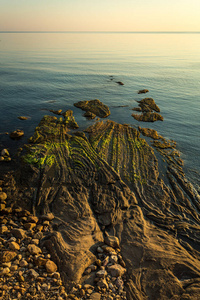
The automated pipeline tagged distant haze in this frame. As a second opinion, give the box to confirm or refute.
[0,0,200,32]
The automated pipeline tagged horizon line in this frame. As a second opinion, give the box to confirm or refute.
[0,30,200,34]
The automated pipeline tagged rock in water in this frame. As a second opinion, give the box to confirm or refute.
[132,111,163,122]
[138,98,160,112]
[74,99,110,118]
[9,129,24,139]
[138,89,149,94]
[18,116,28,120]
[139,127,160,139]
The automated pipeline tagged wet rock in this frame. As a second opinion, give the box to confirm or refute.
[138,89,149,94]
[50,109,62,115]
[74,99,110,118]
[139,127,160,139]
[132,107,142,112]
[84,111,96,119]
[18,116,28,120]
[9,129,24,139]
[138,98,160,112]
[132,112,163,122]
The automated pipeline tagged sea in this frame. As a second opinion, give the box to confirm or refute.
[0,32,199,189]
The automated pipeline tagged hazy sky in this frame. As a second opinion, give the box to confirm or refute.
[0,0,200,31]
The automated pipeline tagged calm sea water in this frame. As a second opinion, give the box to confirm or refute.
[0,32,200,188]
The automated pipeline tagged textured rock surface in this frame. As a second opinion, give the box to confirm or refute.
[74,99,110,118]
[1,113,200,299]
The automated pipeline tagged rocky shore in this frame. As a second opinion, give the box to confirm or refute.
[1,97,200,299]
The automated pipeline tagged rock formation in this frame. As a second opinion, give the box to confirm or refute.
[74,99,110,118]
[1,105,200,299]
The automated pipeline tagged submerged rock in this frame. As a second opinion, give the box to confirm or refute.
[116,81,124,85]
[74,99,110,118]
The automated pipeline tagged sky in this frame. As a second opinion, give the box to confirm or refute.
[0,0,200,32]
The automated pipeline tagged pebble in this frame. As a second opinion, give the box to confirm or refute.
[27,244,42,255]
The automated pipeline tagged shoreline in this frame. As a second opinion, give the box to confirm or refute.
[1,98,200,299]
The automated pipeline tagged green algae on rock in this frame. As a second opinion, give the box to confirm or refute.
[74,99,110,118]
[139,127,160,139]
[83,111,96,119]
[132,111,164,122]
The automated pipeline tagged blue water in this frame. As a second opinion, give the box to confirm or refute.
[0,32,200,187]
